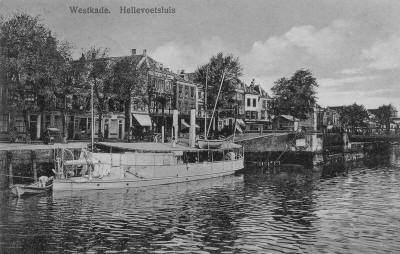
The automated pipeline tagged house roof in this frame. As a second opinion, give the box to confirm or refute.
[245,85,258,94]
[244,83,271,98]
[76,52,178,77]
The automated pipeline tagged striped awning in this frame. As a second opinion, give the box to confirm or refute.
[236,119,245,126]
[132,113,152,126]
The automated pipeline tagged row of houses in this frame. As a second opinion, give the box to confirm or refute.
[275,105,400,134]
[0,49,275,142]
[2,48,397,142]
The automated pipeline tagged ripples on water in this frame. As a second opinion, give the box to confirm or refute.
[1,146,400,253]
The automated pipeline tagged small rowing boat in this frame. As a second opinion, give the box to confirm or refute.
[197,139,224,149]
[10,181,53,198]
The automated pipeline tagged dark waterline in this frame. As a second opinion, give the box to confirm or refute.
[1,146,400,253]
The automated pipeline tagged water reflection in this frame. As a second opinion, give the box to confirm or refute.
[390,144,400,167]
[1,145,400,253]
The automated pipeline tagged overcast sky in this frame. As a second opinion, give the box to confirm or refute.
[1,0,399,110]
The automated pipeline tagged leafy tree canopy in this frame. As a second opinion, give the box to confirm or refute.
[80,47,113,109]
[270,69,318,120]
[112,57,148,102]
[375,104,396,131]
[337,103,369,128]
[0,14,72,111]
[194,52,242,110]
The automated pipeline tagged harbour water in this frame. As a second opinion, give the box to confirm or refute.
[1,145,400,253]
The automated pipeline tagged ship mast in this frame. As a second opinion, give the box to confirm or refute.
[207,70,226,138]
[91,82,94,151]
[204,66,209,140]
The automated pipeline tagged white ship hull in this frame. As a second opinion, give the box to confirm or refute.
[53,159,244,191]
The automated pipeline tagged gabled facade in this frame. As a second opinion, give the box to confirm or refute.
[244,84,259,120]
[243,82,271,132]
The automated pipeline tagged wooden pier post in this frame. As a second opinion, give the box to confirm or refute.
[7,151,13,187]
[32,150,37,182]
[0,152,7,190]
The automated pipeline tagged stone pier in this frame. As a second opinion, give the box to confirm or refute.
[0,142,87,189]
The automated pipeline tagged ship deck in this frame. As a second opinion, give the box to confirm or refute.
[98,142,241,153]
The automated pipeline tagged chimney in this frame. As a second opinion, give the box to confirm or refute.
[131,49,136,55]
[143,49,147,56]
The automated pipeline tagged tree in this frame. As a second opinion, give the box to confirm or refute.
[0,14,72,140]
[375,104,396,133]
[51,53,75,140]
[337,103,368,133]
[112,57,147,141]
[270,69,318,120]
[194,53,242,111]
[81,47,113,140]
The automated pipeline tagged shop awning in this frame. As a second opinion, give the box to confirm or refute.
[235,123,243,134]
[181,119,200,129]
[236,119,245,127]
[132,113,152,126]
[181,119,190,128]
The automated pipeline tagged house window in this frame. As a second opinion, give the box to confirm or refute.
[54,115,62,129]
[79,118,87,132]
[261,111,266,119]
[110,119,118,134]
[262,100,267,109]
[253,99,256,107]
[24,91,35,102]
[168,81,172,92]
[166,99,171,111]
[8,90,21,103]
[45,115,51,128]
[88,117,92,132]
[56,96,64,109]
[178,85,183,98]
[184,101,189,113]
[0,114,9,132]
[247,98,250,107]
[15,116,25,133]
[66,95,72,109]
[190,87,195,98]
[245,111,251,119]
[184,86,189,98]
